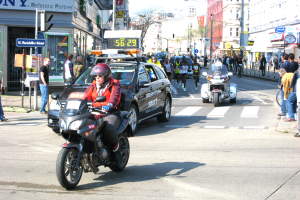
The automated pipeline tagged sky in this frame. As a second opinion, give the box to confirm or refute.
[128,0,206,17]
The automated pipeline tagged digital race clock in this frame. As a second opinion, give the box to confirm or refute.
[107,38,140,49]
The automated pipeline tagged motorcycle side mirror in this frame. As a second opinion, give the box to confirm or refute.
[202,72,208,77]
[228,72,233,76]
[96,96,106,102]
[51,93,60,100]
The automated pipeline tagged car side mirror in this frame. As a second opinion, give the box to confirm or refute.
[228,72,233,76]
[51,93,60,100]
[96,96,106,102]
[202,72,208,77]
[139,81,150,88]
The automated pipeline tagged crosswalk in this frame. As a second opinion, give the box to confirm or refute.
[167,105,275,129]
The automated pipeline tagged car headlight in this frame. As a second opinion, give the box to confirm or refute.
[69,120,83,130]
[50,100,60,110]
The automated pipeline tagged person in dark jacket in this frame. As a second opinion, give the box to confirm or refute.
[288,53,299,73]
[259,55,267,76]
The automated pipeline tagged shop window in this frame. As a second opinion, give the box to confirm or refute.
[47,35,69,77]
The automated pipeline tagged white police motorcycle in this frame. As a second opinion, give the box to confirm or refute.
[201,61,237,107]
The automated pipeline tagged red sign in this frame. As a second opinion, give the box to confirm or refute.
[197,16,205,27]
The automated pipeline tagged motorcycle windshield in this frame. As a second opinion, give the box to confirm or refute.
[208,65,228,76]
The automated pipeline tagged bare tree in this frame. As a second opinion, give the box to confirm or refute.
[130,10,158,48]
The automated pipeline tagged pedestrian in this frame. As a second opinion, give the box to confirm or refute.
[278,68,294,117]
[0,79,7,122]
[280,53,291,72]
[39,58,50,114]
[288,53,299,73]
[74,55,84,78]
[259,54,267,76]
[64,54,74,83]
[285,67,299,122]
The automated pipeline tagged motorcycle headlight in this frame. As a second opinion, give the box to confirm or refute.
[50,100,60,110]
[69,120,83,130]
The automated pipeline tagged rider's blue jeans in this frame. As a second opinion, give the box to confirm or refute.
[280,89,287,114]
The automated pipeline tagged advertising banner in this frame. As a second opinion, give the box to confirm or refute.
[0,0,74,12]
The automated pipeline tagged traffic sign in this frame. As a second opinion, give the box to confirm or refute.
[194,49,199,54]
[275,26,285,33]
[16,38,46,47]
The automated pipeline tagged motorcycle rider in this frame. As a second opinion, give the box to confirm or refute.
[84,63,121,152]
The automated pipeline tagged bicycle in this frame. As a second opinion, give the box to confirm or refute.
[275,87,282,107]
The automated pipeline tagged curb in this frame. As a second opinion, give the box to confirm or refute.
[3,106,32,113]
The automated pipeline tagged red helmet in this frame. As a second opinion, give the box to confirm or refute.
[90,63,111,80]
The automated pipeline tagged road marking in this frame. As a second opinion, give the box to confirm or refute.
[202,125,226,129]
[207,107,229,118]
[173,97,202,100]
[240,106,259,118]
[164,125,188,128]
[175,106,202,116]
[242,126,267,129]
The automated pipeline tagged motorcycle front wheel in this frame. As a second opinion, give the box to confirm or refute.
[213,93,220,107]
[56,148,83,190]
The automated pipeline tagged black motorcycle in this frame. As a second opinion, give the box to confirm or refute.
[51,93,130,190]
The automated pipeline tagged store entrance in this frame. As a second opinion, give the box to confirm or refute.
[7,27,34,91]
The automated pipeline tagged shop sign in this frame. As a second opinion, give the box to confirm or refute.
[284,34,297,44]
[0,0,74,13]
[275,26,285,33]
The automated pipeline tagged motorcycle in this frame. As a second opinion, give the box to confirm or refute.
[201,63,237,106]
[52,93,130,190]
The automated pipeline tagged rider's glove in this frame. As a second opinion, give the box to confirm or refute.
[102,103,113,112]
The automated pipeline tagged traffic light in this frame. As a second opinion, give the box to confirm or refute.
[40,12,54,32]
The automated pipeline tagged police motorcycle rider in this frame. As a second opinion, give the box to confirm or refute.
[83,63,121,152]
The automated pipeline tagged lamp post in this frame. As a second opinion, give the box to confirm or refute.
[210,14,213,66]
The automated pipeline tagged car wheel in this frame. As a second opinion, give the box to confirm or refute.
[157,97,171,122]
[202,98,209,103]
[230,98,236,104]
[128,104,138,136]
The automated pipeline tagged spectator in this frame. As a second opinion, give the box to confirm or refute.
[259,54,267,76]
[279,68,294,117]
[39,58,50,114]
[0,79,7,122]
[288,53,299,73]
[280,53,292,72]
[64,54,74,83]
[286,68,299,122]
[74,55,84,78]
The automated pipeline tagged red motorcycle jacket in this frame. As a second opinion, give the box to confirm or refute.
[84,78,121,110]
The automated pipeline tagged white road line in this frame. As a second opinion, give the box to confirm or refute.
[202,126,226,129]
[173,97,202,100]
[175,106,202,116]
[240,106,259,118]
[207,107,229,118]
[164,125,188,128]
[242,126,267,129]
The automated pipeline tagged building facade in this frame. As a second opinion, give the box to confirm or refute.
[0,0,113,90]
[249,0,300,60]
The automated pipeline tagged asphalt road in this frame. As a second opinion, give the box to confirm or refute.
[0,75,299,200]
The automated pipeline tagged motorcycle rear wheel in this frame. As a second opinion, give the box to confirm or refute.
[109,135,130,172]
[56,148,83,190]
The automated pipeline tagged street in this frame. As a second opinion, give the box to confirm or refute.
[0,76,299,200]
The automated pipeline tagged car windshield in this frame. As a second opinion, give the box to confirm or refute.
[74,63,136,85]
[209,64,228,75]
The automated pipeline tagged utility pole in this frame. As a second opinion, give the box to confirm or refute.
[210,14,213,66]
[240,0,245,57]
[112,0,116,30]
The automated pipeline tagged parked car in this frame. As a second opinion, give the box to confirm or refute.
[48,57,172,136]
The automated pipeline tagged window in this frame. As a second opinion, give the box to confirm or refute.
[230,28,233,36]
[236,9,240,19]
[155,66,167,79]
[236,28,239,37]
[138,65,150,83]
[145,65,158,82]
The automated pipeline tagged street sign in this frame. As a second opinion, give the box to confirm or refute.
[16,38,46,47]
[275,26,285,33]
[194,49,199,54]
